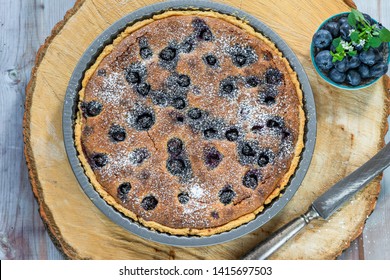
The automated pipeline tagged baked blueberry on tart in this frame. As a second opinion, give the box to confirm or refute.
[75,10,305,236]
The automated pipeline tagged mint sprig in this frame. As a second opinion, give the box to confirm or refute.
[330,9,390,62]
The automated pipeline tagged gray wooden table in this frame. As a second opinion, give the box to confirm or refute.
[0,0,389,260]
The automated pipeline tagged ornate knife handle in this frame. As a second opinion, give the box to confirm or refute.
[241,207,319,260]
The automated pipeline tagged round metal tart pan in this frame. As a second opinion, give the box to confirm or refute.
[63,0,316,247]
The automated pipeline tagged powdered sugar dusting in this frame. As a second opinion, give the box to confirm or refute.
[95,72,128,106]
[80,13,302,232]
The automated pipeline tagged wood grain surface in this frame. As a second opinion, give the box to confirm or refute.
[1,0,389,259]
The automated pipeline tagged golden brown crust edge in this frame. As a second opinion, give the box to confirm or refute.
[74,10,306,236]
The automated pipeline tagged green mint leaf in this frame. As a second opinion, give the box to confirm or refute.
[348,50,357,56]
[368,36,382,48]
[351,8,367,25]
[330,51,338,63]
[348,12,356,27]
[379,28,390,42]
[336,43,344,52]
[330,50,344,62]
[350,31,359,42]
[332,37,341,47]
[335,55,344,62]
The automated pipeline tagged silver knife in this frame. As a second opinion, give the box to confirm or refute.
[242,142,390,260]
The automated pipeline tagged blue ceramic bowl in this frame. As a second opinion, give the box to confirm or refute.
[310,12,389,90]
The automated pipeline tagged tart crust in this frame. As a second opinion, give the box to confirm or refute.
[75,10,305,236]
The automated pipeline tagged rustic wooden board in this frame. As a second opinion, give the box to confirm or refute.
[23,0,389,259]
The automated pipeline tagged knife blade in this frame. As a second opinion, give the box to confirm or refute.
[242,142,390,260]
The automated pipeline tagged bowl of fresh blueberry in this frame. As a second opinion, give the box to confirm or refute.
[311,9,390,89]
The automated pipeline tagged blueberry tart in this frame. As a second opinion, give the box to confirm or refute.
[75,11,305,236]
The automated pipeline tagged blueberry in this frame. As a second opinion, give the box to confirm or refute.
[334,58,348,72]
[177,74,191,87]
[117,182,131,201]
[141,195,158,211]
[229,45,258,67]
[246,76,260,87]
[238,141,259,165]
[85,101,103,117]
[346,70,362,86]
[266,118,283,129]
[109,124,126,142]
[373,48,382,63]
[219,77,237,98]
[355,44,364,52]
[358,64,371,78]
[211,211,219,219]
[203,127,218,139]
[323,21,340,38]
[204,54,218,66]
[193,18,213,41]
[370,62,389,78]
[330,43,337,53]
[199,28,213,41]
[265,68,284,85]
[125,63,146,85]
[129,148,150,165]
[181,37,194,53]
[251,125,264,134]
[242,143,256,157]
[312,29,333,49]
[126,71,141,84]
[97,69,106,76]
[136,82,151,96]
[167,158,186,175]
[315,50,333,71]
[359,48,377,66]
[222,83,234,93]
[259,87,278,106]
[140,47,153,59]
[169,109,184,123]
[187,108,202,120]
[172,97,186,110]
[347,56,361,69]
[258,154,269,167]
[340,22,353,41]
[167,138,183,156]
[225,128,239,141]
[258,149,275,167]
[233,53,247,67]
[338,17,348,26]
[159,47,176,61]
[178,192,190,204]
[281,129,292,141]
[176,115,185,123]
[218,185,235,205]
[329,68,346,83]
[92,153,108,168]
[135,112,155,130]
[198,26,213,41]
[204,147,223,169]
[259,93,276,105]
[242,170,260,189]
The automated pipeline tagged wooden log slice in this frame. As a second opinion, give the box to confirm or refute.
[23,0,389,259]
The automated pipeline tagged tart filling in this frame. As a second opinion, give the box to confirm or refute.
[75,10,305,236]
